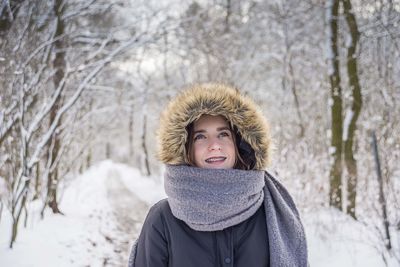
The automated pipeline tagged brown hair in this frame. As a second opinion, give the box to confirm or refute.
[184,117,251,170]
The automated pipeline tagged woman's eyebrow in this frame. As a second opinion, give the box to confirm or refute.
[217,126,230,131]
[194,126,230,134]
[193,129,206,134]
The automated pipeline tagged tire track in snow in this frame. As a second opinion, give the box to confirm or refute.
[105,168,149,266]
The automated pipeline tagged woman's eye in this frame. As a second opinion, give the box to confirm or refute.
[219,131,230,138]
[194,134,205,141]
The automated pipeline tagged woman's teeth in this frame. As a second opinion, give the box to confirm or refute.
[205,157,226,163]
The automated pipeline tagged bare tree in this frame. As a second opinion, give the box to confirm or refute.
[46,0,66,214]
[327,0,343,210]
[342,0,362,219]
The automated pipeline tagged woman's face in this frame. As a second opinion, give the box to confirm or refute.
[192,115,236,169]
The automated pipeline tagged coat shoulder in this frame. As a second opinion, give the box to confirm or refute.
[145,198,172,224]
[148,198,169,216]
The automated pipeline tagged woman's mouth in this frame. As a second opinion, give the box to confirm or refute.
[205,157,227,164]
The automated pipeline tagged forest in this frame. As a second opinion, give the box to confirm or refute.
[0,0,399,265]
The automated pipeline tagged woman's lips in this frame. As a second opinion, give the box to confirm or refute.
[205,157,227,163]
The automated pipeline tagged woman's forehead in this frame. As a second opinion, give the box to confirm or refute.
[193,115,229,130]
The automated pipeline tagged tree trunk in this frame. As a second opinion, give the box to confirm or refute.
[32,162,40,200]
[0,201,3,224]
[225,0,231,32]
[142,114,150,176]
[47,0,65,214]
[23,203,28,227]
[106,142,111,158]
[10,191,28,248]
[86,98,93,169]
[10,154,30,248]
[327,0,343,210]
[282,19,305,137]
[342,0,362,219]
[10,85,30,248]
[371,132,392,250]
[287,54,305,137]
[129,106,134,159]
[86,147,92,169]
[48,167,63,214]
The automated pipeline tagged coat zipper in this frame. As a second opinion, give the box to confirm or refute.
[213,232,220,266]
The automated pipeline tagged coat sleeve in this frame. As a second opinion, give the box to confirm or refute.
[129,201,169,267]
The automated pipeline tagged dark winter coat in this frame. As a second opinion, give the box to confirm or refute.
[133,198,270,267]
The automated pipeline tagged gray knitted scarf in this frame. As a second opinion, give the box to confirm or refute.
[129,165,308,267]
[165,164,265,231]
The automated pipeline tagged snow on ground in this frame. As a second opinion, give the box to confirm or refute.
[1,160,118,266]
[108,162,166,205]
[0,160,397,266]
[305,208,390,267]
[0,160,162,267]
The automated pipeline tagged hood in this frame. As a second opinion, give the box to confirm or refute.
[157,83,271,170]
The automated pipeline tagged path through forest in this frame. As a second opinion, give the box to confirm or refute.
[105,168,149,266]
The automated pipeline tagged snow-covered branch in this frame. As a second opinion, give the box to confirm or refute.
[28,35,139,169]
[25,75,67,142]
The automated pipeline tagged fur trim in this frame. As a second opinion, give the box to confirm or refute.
[157,83,271,170]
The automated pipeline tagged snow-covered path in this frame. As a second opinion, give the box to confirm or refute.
[105,168,149,266]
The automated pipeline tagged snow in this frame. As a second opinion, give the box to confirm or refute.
[305,208,387,267]
[345,33,353,48]
[0,160,395,266]
[109,161,166,205]
[343,108,354,141]
[1,161,116,266]
[0,160,163,267]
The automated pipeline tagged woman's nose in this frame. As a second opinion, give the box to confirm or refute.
[208,139,222,151]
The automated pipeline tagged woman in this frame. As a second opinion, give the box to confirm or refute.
[129,83,308,267]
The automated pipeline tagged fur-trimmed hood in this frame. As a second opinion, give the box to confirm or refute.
[157,83,271,170]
